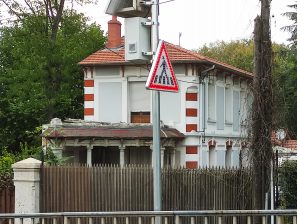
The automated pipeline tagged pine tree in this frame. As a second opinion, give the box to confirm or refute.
[283,3,297,45]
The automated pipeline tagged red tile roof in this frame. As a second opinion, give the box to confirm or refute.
[80,47,125,65]
[79,40,253,78]
[284,140,297,149]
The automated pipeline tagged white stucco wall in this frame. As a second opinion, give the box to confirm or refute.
[90,65,250,168]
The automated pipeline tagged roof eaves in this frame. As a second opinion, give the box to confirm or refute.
[79,61,130,66]
[202,60,254,78]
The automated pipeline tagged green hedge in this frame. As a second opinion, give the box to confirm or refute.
[279,160,297,208]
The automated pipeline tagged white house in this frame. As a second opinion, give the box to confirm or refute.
[42,16,253,168]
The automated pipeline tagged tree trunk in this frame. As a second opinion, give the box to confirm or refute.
[251,0,273,211]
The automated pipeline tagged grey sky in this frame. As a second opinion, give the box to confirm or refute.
[81,0,294,49]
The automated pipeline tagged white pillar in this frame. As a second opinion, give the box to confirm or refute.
[12,158,42,221]
[161,148,165,168]
[119,146,125,167]
[87,145,93,166]
[150,145,154,167]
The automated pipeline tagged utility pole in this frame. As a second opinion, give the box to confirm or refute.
[251,0,273,213]
[151,0,162,222]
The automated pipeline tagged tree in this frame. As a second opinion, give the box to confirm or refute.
[0,11,106,152]
[278,2,297,137]
[282,3,297,45]
[279,160,297,208]
[251,0,273,209]
[0,0,94,40]
[275,51,297,137]
[198,39,255,72]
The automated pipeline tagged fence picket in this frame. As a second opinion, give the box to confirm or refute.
[41,165,253,212]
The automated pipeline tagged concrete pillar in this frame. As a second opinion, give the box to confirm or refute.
[161,148,165,168]
[150,145,154,167]
[119,146,125,167]
[87,145,93,166]
[151,145,165,168]
[12,158,42,219]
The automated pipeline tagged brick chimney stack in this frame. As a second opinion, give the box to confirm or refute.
[106,16,122,48]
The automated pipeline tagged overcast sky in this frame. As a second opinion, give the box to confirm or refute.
[81,0,294,50]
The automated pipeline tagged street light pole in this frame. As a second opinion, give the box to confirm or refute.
[151,0,161,220]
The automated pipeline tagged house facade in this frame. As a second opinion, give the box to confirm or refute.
[42,16,253,168]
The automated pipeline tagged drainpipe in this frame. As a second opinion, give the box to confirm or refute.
[199,65,215,143]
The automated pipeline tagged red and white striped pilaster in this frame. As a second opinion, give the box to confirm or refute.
[84,68,95,120]
[185,146,199,169]
[185,91,199,132]
[185,89,199,169]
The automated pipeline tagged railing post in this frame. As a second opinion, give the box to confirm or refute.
[247,216,251,224]
[218,217,222,224]
[232,216,237,224]
[262,216,266,224]
[12,158,42,224]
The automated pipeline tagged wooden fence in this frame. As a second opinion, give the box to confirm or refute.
[41,165,253,213]
[0,174,15,214]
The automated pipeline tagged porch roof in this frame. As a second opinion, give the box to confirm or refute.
[42,120,185,140]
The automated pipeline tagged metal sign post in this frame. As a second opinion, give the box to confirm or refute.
[151,0,161,223]
[105,0,162,218]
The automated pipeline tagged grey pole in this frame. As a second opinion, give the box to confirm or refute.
[151,0,161,220]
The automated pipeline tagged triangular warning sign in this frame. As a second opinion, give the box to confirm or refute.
[146,40,179,92]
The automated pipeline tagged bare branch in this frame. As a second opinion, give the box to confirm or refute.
[50,0,65,41]
[43,0,50,35]
[0,0,22,20]
[23,0,36,15]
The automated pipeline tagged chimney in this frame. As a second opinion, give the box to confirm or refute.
[106,16,122,48]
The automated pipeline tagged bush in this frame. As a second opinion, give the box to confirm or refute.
[0,149,16,175]
[279,160,297,208]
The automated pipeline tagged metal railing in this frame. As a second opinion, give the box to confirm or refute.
[1,210,297,224]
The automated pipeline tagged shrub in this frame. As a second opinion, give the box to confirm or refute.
[279,160,297,208]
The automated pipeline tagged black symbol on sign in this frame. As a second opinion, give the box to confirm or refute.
[154,56,173,85]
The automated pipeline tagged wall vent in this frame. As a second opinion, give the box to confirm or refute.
[129,43,137,53]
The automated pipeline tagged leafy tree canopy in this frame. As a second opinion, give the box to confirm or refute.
[0,6,106,152]
[198,39,254,72]
[278,2,297,137]
[279,160,297,208]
